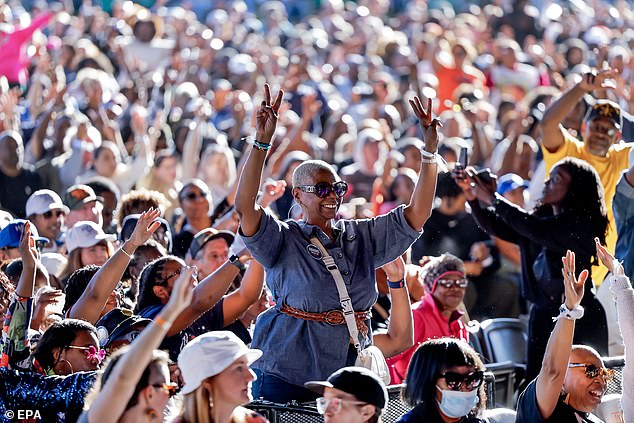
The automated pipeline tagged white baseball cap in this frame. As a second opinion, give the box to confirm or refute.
[66,221,115,253]
[26,190,70,217]
[178,331,262,395]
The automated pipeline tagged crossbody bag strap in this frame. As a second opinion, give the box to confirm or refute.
[310,237,362,352]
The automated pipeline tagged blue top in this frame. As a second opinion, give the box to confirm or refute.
[243,205,421,386]
[614,171,634,277]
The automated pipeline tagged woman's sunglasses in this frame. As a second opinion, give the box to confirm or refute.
[568,363,614,383]
[67,345,106,364]
[296,181,349,198]
[436,279,469,289]
[183,191,208,201]
[439,370,484,391]
[43,210,65,219]
[152,382,179,397]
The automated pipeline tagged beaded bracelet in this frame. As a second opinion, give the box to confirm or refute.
[252,139,271,151]
[387,278,406,289]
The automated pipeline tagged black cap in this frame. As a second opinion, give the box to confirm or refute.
[584,99,621,130]
[95,308,152,348]
[119,214,173,252]
[304,367,388,409]
[187,228,234,259]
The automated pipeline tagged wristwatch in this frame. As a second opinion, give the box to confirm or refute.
[229,254,246,272]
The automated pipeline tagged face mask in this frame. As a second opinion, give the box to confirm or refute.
[436,385,479,418]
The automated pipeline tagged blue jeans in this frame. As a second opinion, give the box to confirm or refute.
[252,370,319,404]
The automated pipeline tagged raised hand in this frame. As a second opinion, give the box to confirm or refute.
[409,96,442,153]
[579,68,617,92]
[381,256,406,282]
[126,208,162,249]
[595,238,624,276]
[18,222,39,269]
[255,83,284,144]
[259,179,287,208]
[466,168,497,205]
[561,250,586,310]
[301,92,322,121]
[163,266,196,318]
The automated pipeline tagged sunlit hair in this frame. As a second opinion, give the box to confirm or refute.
[84,347,169,411]
[534,157,608,263]
[134,255,184,313]
[402,338,486,418]
[291,160,339,188]
[115,189,169,230]
[60,241,113,283]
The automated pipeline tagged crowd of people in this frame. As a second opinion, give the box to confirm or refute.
[0,0,633,422]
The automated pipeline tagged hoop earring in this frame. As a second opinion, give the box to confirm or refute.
[288,201,301,220]
[56,358,74,375]
[145,407,159,421]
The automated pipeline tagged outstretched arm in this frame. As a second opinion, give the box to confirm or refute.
[535,251,585,419]
[235,84,284,236]
[540,68,616,152]
[87,267,194,423]
[68,209,162,324]
[402,97,441,231]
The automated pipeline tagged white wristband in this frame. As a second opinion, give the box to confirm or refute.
[420,148,436,158]
[552,304,584,322]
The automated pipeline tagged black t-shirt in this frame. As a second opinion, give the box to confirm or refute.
[138,298,225,361]
[516,379,604,423]
[396,404,488,423]
[0,166,42,217]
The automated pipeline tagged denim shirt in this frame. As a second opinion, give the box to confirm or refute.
[614,171,634,277]
[243,205,422,386]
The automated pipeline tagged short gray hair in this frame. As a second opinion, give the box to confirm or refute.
[291,160,338,187]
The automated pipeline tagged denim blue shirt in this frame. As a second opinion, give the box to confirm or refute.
[243,205,422,386]
[614,171,634,277]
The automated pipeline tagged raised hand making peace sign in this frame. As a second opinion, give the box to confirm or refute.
[409,96,442,153]
[255,83,284,144]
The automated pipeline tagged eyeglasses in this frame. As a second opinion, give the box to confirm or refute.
[67,345,106,364]
[152,382,179,397]
[42,210,64,219]
[157,268,182,287]
[436,279,469,289]
[568,363,615,383]
[439,370,484,391]
[183,191,208,201]
[316,397,367,415]
[296,181,348,198]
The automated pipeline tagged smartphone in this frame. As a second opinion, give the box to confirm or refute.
[456,147,468,170]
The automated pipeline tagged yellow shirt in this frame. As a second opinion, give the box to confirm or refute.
[542,127,634,284]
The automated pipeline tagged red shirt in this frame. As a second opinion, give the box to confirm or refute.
[386,294,469,384]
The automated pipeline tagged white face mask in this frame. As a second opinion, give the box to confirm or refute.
[436,385,479,418]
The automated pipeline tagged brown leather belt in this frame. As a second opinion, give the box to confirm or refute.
[280,303,372,337]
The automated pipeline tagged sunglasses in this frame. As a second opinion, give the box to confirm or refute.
[568,363,615,383]
[67,345,106,364]
[152,382,179,397]
[183,191,208,201]
[43,210,65,219]
[436,279,469,289]
[439,370,484,391]
[157,268,182,287]
[296,181,348,198]
[316,397,367,415]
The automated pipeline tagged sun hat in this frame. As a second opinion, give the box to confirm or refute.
[178,331,262,395]
[25,190,70,217]
[66,221,116,253]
